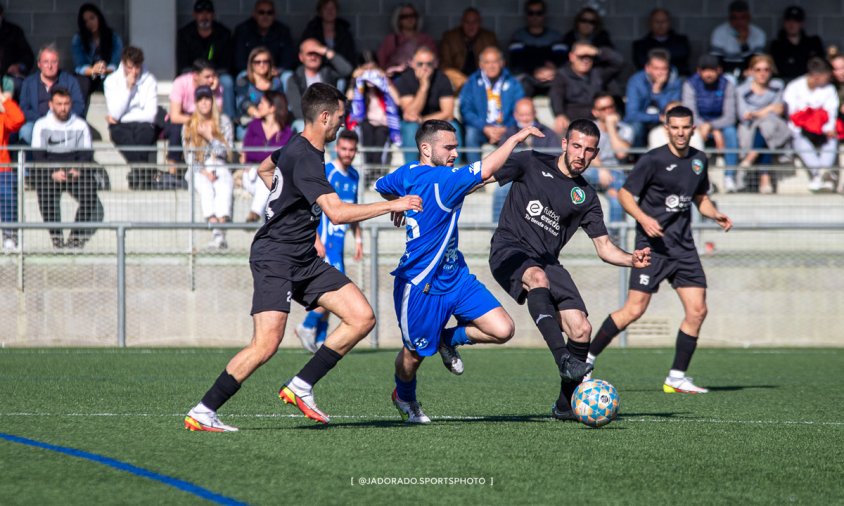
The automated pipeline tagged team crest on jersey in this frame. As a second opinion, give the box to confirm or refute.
[570,187,586,205]
[311,203,322,216]
[692,159,704,175]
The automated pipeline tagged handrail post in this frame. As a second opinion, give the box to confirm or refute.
[16,149,25,291]
[117,224,127,347]
[369,225,379,349]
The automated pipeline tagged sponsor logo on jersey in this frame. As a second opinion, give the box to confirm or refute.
[571,187,586,205]
[526,200,543,217]
[311,203,322,217]
[665,164,677,171]
[541,171,555,178]
[692,159,704,175]
[665,194,680,209]
[639,274,650,286]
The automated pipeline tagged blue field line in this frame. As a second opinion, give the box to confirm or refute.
[0,432,247,505]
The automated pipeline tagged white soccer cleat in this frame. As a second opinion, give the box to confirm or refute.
[184,407,239,432]
[392,389,431,424]
[295,324,318,353]
[663,375,709,394]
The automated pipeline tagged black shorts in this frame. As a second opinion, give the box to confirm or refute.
[489,245,587,314]
[629,252,707,293]
[250,257,351,314]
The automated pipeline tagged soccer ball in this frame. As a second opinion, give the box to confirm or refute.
[571,379,620,428]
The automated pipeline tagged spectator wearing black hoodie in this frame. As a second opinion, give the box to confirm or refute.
[768,6,824,83]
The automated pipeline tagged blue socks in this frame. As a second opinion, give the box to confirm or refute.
[303,310,322,329]
[315,319,329,346]
[441,326,472,347]
[394,374,417,402]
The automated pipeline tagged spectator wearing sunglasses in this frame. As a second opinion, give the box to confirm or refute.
[377,3,437,77]
[285,38,352,124]
[232,0,296,76]
[508,0,565,97]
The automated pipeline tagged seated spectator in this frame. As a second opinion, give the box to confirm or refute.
[439,7,498,91]
[234,46,283,138]
[240,90,293,222]
[632,8,691,76]
[736,55,789,194]
[182,85,234,249]
[561,7,623,93]
[71,3,123,113]
[769,6,824,83]
[300,0,357,73]
[30,88,101,249]
[459,47,524,163]
[177,0,235,120]
[395,47,455,163]
[104,46,159,191]
[345,62,402,172]
[508,0,565,97]
[492,97,561,221]
[233,0,296,77]
[285,38,352,125]
[648,100,706,150]
[19,45,85,145]
[0,4,35,96]
[625,49,682,147]
[587,93,632,226]
[710,0,766,79]
[830,52,844,165]
[549,41,621,134]
[682,55,739,191]
[783,57,839,192]
[0,91,24,251]
[377,3,437,76]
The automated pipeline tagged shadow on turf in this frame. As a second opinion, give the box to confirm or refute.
[285,414,553,429]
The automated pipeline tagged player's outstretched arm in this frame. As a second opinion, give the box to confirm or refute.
[317,192,422,225]
[694,194,733,232]
[619,187,663,238]
[592,235,652,268]
[479,126,544,180]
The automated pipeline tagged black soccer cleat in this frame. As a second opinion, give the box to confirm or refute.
[438,340,464,375]
[551,404,578,421]
[558,353,593,383]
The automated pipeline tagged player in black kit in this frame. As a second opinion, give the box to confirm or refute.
[587,105,732,394]
[487,119,651,421]
[184,83,423,431]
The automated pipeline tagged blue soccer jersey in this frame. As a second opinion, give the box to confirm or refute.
[318,162,359,271]
[374,160,483,294]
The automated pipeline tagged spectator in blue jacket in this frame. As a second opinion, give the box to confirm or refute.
[71,3,123,113]
[624,49,682,147]
[19,45,85,145]
[459,47,524,162]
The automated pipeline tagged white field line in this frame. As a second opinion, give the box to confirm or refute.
[0,349,838,355]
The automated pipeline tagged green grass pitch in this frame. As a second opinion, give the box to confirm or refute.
[1,347,842,505]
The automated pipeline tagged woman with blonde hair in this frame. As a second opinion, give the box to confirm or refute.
[234,46,283,138]
[182,85,234,249]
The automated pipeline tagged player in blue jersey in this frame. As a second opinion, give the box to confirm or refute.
[295,130,364,352]
[375,120,544,423]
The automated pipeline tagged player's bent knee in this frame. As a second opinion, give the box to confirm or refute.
[687,305,707,324]
[491,318,516,344]
[523,268,549,290]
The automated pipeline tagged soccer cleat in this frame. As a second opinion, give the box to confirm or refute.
[438,339,464,375]
[279,385,330,424]
[392,389,431,424]
[551,404,578,421]
[558,353,593,383]
[184,408,239,432]
[663,376,709,394]
[295,324,319,353]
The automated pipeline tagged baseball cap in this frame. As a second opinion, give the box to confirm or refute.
[194,0,214,12]
[194,85,214,100]
[698,54,721,70]
[783,6,805,22]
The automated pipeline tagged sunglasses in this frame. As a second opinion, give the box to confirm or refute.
[252,59,271,65]
[527,10,545,16]
[256,9,274,15]
[578,18,598,25]
[594,104,615,111]
[574,54,595,61]
[399,13,417,20]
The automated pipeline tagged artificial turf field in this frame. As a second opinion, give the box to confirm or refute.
[0,347,842,505]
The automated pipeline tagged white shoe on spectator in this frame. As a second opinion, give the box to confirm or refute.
[808,175,824,192]
[2,238,17,252]
[724,176,738,193]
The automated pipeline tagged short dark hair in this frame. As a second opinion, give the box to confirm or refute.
[338,129,359,143]
[592,92,614,107]
[728,0,749,13]
[524,0,545,14]
[192,58,215,74]
[301,82,346,123]
[665,105,694,122]
[565,118,600,141]
[415,120,456,149]
[50,87,71,100]
[647,48,671,66]
[463,7,480,17]
[122,46,145,66]
[807,57,832,75]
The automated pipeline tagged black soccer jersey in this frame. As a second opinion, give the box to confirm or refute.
[492,150,608,263]
[250,134,336,264]
[622,144,710,257]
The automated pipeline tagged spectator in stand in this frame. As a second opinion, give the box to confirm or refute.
[459,47,524,163]
[0,5,35,96]
[683,54,740,191]
[71,3,123,113]
[508,0,565,97]
[632,8,691,76]
[625,48,683,147]
[648,100,706,151]
[234,46,283,138]
[19,45,85,145]
[285,38,352,125]
[736,54,789,194]
[588,92,632,227]
[439,7,498,91]
[177,0,235,120]
[300,0,356,74]
[31,88,100,250]
[769,6,824,83]
[377,3,437,76]
[233,0,296,76]
[549,41,622,135]
[395,47,456,163]
[783,57,839,193]
[182,85,234,250]
[0,90,24,252]
[830,52,844,176]
[240,90,293,222]
[104,46,159,191]
[561,8,622,94]
[710,0,766,79]
[491,97,561,221]
[345,62,402,170]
